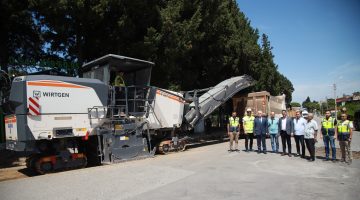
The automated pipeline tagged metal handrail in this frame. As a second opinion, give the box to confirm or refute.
[88,85,156,123]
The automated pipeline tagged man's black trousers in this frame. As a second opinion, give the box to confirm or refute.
[280,130,291,154]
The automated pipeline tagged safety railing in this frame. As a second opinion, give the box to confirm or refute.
[88,85,156,123]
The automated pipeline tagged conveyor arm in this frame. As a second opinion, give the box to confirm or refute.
[184,75,254,128]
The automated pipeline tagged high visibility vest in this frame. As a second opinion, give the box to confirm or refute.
[321,117,335,136]
[114,75,125,87]
[229,117,240,127]
[337,120,350,141]
[243,116,255,133]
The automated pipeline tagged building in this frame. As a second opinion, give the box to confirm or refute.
[336,92,360,106]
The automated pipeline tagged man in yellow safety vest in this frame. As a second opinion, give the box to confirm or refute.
[320,110,337,161]
[243,108,255,152]
[336,113,353,164]
[227,111,240,152]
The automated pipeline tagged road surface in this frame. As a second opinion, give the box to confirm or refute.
[0,138,359,200]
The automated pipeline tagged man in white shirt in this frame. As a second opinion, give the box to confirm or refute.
[304,113,318,161]
[292,110,306,158]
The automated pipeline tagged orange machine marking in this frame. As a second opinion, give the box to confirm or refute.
[4,116,17,124]
[27,81,88,89]
[156,90,185,103]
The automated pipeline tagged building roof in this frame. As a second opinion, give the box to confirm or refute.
[336,97,352,103]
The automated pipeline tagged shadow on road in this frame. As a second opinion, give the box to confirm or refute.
[17,168,39,177]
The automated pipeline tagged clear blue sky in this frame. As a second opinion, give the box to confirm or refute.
[237,0,360,103]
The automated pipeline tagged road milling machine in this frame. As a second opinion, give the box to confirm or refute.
[4,54,254,174]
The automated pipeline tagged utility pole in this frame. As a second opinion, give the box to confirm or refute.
[319,100,323,116]
[333,83,337,118]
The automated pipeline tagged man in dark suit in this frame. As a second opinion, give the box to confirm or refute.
[279,110,294,157]
[254,110,268,154]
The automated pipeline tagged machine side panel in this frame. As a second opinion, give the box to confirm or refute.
[26,80,104,114]
[9,78,27,115]
[27,114,93,140]
[6,76,108,152]
[24,75,109,106]
[25,80,107,138]
[147,89,185,129]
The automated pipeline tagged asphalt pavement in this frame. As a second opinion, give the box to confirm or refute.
[0,137,359,200]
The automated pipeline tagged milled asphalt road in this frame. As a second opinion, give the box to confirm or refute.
[0,135,359,200]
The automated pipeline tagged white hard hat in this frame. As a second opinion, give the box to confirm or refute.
[246,108,252,112]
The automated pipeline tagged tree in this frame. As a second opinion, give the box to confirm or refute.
[302,97,320,112]
[0,0,42,73]
[0,0,294,101]
[290,102,301,107]
[31,0,161,76]
[302,96,311,107]
[277,73,294,105]
[326,98,336,110]
[251,34,293,104]
[338,101,360,120]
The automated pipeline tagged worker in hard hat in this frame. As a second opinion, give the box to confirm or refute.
[114,72,125,87]
[243,108,255,152]
[227,111,240,152]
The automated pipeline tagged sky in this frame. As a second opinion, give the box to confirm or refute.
[236,0,360,103]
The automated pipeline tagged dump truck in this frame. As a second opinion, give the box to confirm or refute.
[4,54,254,174]
[232,91,286,117]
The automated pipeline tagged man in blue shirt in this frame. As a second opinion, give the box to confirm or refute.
[292,110,306,158]
[268,112,280,153]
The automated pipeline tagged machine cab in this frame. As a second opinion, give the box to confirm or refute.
[82,54,155,118]
[82,54,154,87]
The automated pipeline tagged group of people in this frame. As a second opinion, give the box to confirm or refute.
[227,109,354,164]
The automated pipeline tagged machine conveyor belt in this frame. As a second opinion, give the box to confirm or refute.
[184,75,254,127]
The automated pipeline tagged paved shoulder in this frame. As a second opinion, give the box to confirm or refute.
[0,142,359,200]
